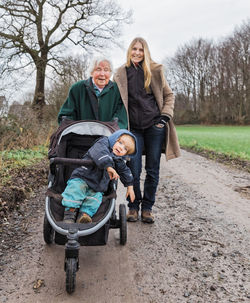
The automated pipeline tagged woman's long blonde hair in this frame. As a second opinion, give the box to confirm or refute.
[126,37,153,92]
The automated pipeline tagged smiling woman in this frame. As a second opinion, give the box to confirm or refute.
[130,41,144,64]
[90,60,112,89]
[114,37,180,224]
[57,57,128,129]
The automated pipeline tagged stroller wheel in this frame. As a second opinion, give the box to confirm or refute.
[43,214,54,244]
[65,258,77,294]
[119,204,127,245]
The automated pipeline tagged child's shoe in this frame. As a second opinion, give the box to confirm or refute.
[63,208,77,223]
[77,212,92,223]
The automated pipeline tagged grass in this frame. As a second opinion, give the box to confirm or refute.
[1,125,249,179]
[0,145,48,184]
[176,125,250,161]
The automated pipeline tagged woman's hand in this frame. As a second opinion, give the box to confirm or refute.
[155,115,170,128]
[126,185,135,202]
[106,167,120,180]
[155,123,165,128]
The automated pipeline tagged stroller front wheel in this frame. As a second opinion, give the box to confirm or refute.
[65,258,77,294]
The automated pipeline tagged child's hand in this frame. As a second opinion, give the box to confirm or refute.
[106,167,120,180]
[126,185,135,202]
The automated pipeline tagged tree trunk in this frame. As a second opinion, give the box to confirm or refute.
[32,57,47,120]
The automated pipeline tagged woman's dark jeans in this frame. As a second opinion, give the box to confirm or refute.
[128,124,166,211]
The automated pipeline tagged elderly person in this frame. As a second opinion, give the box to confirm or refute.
[58,58,128,129]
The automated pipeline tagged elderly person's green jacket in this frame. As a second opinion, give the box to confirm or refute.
[114,62,181,160]
[58,78,128,129]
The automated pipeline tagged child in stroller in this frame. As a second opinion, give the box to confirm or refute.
[62,129,137,224]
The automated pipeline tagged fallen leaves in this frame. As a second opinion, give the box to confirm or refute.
[33,279,45,291]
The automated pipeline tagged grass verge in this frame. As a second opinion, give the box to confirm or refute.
[0,145,48,185]
[176,125,250,172]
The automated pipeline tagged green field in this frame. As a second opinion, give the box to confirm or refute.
[176,125,250,161]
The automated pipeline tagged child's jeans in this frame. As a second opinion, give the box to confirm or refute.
[62,178,103,217]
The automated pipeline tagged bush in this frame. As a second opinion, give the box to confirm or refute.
[0,105,56,151]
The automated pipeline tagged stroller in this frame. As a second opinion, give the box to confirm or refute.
[43,120,127,294]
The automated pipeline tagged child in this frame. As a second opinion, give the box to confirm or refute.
[62,129,137,223]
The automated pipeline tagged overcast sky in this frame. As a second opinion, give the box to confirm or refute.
[106,0,250,68]
[7,0,250,103]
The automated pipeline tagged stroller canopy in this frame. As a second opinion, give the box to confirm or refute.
[49,120,119,159]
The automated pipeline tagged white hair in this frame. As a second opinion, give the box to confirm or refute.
[89,57,113,75]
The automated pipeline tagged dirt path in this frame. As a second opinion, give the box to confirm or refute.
[1,150,250,303]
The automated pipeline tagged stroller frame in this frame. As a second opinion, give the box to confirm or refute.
[43,120,127,294]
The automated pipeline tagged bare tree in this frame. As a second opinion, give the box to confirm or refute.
[0,95,8,117]
[45,54,89,120]
[0,0,131,118]
[229,21,250,123]
[165,39,213,122]
[164,19,250,125]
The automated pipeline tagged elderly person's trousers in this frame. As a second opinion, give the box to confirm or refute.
[62,178,103,217]
[127,124,166,211]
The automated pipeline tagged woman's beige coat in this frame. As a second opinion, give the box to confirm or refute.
[113,62,181,160]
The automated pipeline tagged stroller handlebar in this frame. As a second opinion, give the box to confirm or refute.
[50,157,93,166]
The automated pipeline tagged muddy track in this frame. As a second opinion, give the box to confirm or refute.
[0,150,250,303]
